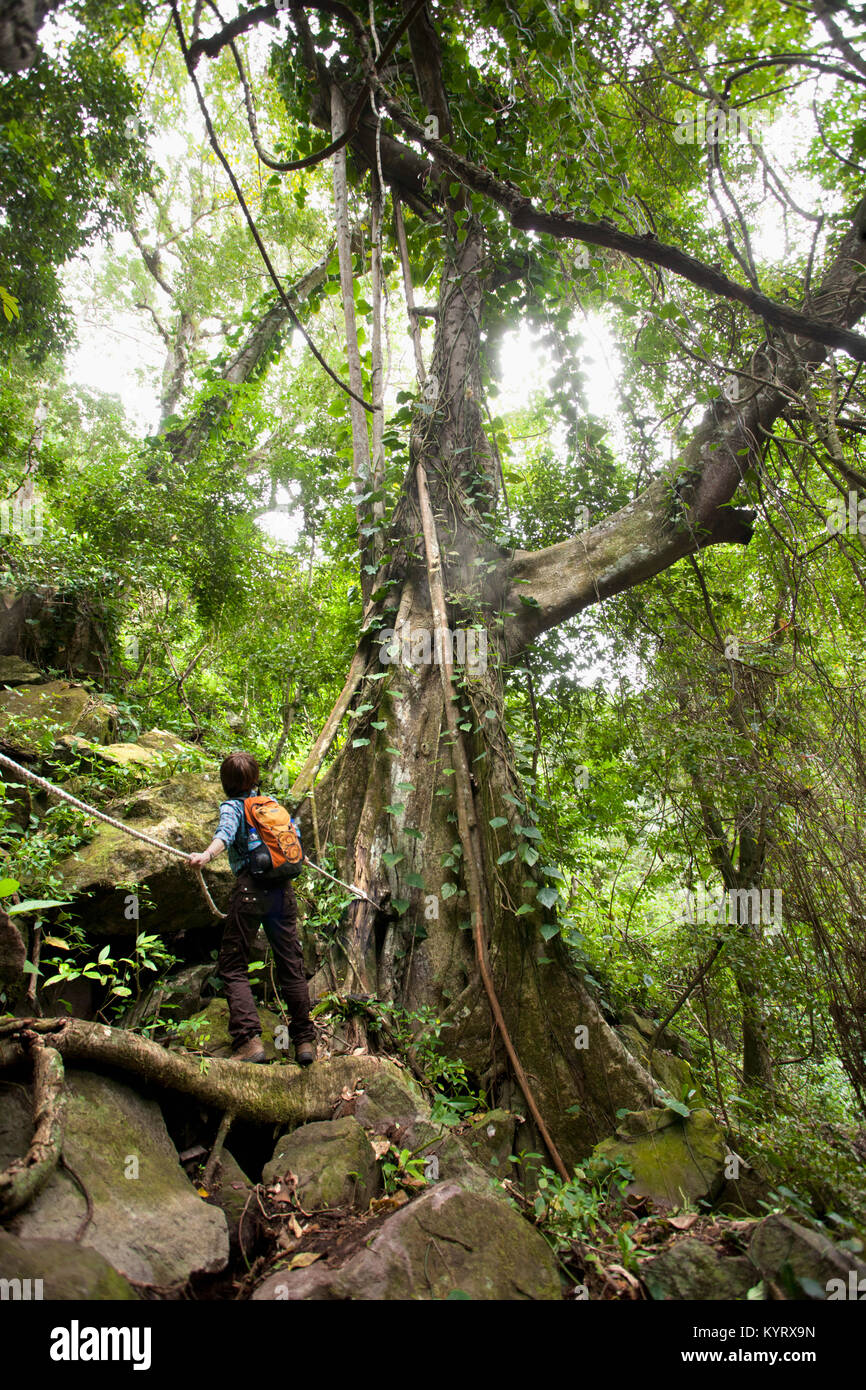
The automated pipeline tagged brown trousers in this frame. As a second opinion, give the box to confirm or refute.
[217,870,315,1047]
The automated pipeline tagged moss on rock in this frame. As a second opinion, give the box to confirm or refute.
[0,1230,139,1300]
[263,1116,380,1210]
[53,771,232,935]
[593,1106,727,1211]
[0,680,118,756]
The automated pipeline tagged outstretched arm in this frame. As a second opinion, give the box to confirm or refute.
[189,837,227,869]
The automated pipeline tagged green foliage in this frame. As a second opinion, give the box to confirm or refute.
[0,5,153,361]
[510,1150,638,1273]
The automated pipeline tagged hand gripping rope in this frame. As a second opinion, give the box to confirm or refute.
[0,751,377,919]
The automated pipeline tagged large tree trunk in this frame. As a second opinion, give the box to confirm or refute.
[299,218,656,1167]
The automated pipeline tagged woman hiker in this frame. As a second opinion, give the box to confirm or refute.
[189,751,316,1066]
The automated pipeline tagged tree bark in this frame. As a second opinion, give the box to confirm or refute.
[0,1031,65,1218]
[0,1016,397,1127]
[0,0,61,71]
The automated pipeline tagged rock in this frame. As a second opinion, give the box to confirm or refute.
[56,729,205,777]
[0,777,31,827]
[458,1109,518,1177]
[138,728,200,755]
[0,1231,139,1300]
[621,1009,694,1061]
[4,1070,229,1286]
[399,1118,503,1198]
[0,680,118,757]
[593,1107,727,1210]
[263,1116,380,1210]
[177,997,287,1061]
[0,584,110,677]
[715,1158,771,1217]
[0,655,42,685]
[123,962,217,1032]
[345,1065,431,1131]
[641,1239,758,1300]
[251,1181,562,1300]
[207,1149,253,1255]
[56,735,157,770]
[617,1023,703,1104]
[749,1214,866,1299]
[52,771,233,934]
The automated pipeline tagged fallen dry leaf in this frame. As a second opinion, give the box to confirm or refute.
[371,1137,391,1160]
[288,1251,322,1270]
[608,1262,642,1292]
[370,1190,409,1215]
[668,1214,699,1231]
[289,1215,303,1239]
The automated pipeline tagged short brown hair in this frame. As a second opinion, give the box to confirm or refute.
[220,752,260,798]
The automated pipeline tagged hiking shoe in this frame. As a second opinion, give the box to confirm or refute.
[296,1042,315,1067]
[233,1035,267,1064]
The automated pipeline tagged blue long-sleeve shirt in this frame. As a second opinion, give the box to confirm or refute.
[214,790,302,876]
[214,793,261,876]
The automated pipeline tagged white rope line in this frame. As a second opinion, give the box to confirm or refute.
[0,750,378,917]
[0,750,226,917]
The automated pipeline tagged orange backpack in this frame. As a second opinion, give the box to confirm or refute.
[243,795,305,880]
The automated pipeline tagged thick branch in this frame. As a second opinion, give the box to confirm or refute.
[0,0,62,71]
[504,196,866,653]
[160,249,331,467]
[382,99,866,364]
[0,1017,395,1127]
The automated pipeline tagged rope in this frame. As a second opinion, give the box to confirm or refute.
[0,751,378,918]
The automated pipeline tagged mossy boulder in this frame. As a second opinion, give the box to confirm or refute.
[715,1158,771,1217]
[52,771,232,934]
[0,679,118,756]
[0,776,31,827]
[4,1070,229,1286]
[458,1109,518,1177]
[138,728,200,755]
[207,1148,254,1256]
[122,961,217,1032]
[641,1239,758,1300]
[0,655,43,686]
[345,1066,431,1131]
[593,1106,727,1211]
[177,997,287,1061]
[621,1009,694,1061]
[0,1231,139,1300]
[749,1215,866,1298]
[399,1117,504,1198]
[56,728,206,779]
[251,1181,562,1300]
[262,1116,380,1210]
